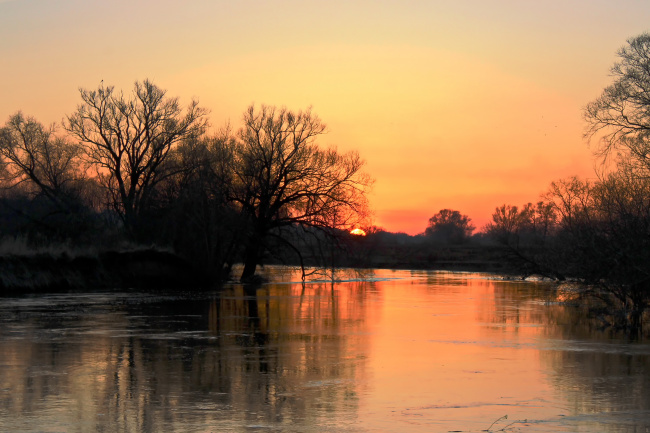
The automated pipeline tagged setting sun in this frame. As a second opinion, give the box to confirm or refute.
[350,228,367,236]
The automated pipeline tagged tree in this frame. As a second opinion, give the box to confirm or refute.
[0,112,97,241]
[158,130,243,282]
[484,205,524,245]
[584,33,650,171]
[485,201,557,248]
[66,80,208,239]
[481,200,561,279]
[544,177,593,231]
[525,201,557,242]
[230,105,372,281]
[545,170,650,333]
[0,112,84,208]
[424,209,474,243]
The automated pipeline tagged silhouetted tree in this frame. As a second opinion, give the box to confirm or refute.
[230,105,372,281]
[66,80,208,239]
[481,200,561,279]
[544,177,593,232]
[585,33,650,173]
[522,201,557,243]
[485,205,525,246]
[578,33,650,331]
[545,170,650,333]
[0,112,97,241]
[0,112,84,209]
[424,209,474,244]
[489,168,650,333]
[485,201,556,248]
[158,130,244,282]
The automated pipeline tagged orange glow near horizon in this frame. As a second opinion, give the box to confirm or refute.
[350,228,367,236]
[1,1,648,235]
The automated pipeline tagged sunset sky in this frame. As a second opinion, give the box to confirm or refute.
[2,1,649,234]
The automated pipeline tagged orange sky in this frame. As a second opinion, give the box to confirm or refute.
[1,0,649,234]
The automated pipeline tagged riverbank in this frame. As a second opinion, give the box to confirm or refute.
[0,243,533,294]
[0,249,206,294]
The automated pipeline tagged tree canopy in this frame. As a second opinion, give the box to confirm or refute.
[584,33,650,172]
[0,112,83,207]
[231,104,372,280]
[424,209,474,243]
[66,80,208,238]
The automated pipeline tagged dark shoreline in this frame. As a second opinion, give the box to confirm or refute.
[0,246,529,295]
[0,249,208,294]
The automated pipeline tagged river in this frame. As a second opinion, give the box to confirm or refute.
[1,268,649,432]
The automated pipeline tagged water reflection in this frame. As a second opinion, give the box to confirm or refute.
[0,277,376,432]
[477,277,650,431]
[1,269,649,432]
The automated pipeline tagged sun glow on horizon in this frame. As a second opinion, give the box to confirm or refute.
[350,228,367,236]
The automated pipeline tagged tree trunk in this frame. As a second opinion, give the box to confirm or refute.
[629,306,644,339]
[240,237,261,282]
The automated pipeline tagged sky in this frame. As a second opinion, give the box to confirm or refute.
[1,0,649,235]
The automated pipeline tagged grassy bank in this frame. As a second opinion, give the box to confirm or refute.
[0,248,206,294]
[0,238,535,294]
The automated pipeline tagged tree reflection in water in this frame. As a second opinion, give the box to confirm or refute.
[478,278,650,429]
[0,274,375,432]
[1,269,649,432]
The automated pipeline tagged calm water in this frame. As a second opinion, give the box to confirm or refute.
[1,268,650,432]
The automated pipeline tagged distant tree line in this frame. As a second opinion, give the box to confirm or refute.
[0,80,372,282]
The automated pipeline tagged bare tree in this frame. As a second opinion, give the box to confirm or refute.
[159,130,243,281]
[486,200,558,245]
[65,80,208,238]
[484,204,524,244]
[0,112,84,208]
[231,105,372,281]
[544,177,594,230]
[584,33,650,170]
[545,170,650,333]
